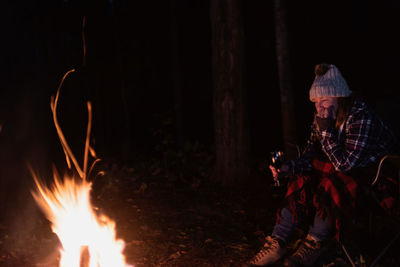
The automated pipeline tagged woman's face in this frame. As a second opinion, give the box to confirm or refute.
[313,97,338,118]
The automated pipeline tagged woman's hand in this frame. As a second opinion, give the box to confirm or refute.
[269,164,290,181]
[269,165,279,181]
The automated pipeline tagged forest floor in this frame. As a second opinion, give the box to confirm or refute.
[0,148,399,267]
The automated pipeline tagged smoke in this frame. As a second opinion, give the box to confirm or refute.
[0,82,62,264]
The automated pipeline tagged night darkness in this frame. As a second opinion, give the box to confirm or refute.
[1,0,400,160]
[0,0,400,266]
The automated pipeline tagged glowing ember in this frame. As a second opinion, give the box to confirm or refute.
[31,69,133,267]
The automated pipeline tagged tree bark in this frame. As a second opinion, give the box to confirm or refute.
[274,0,298,158]
[170,0,184,149]
[210,0,250,186]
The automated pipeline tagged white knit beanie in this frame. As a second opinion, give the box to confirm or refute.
[309,64,352,101]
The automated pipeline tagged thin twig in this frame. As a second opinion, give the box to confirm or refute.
[83,102,92,176]
[50,69,86,179]
[49,69,100,181]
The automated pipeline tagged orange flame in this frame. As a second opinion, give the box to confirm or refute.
[31,69,133,267]
[32,171,131,267]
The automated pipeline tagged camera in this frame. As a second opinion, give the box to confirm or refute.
[270,150,285,187]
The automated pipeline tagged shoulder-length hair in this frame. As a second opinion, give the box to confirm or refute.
[335,94,355,128]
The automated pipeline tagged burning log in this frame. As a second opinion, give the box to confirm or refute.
[79,246,89,267]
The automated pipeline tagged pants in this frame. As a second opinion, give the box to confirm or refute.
[271,205,331,243]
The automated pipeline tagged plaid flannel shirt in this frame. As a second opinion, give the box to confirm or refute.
[291,99,399,174]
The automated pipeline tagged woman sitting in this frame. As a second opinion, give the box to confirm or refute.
[248,63,400,267]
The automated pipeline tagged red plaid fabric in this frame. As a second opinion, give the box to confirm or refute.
[281,156,397,241]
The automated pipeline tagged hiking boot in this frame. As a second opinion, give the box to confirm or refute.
[283,235,322,267]
[247,236,286,266]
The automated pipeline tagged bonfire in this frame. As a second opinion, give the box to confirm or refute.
[30,69,133,267]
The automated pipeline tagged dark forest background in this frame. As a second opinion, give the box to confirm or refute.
[1,0,399,159]
[0,0,399,233]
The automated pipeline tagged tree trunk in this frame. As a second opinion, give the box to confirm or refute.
[274,0,298,158]
[170,0,184,149]
[210,0,250,186]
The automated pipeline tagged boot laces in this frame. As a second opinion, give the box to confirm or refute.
[293,238,320,261]
[252,236,279,262]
